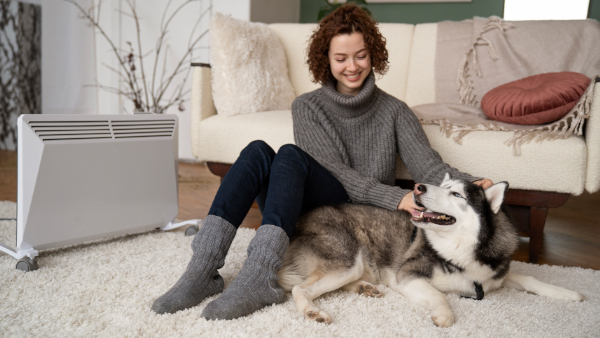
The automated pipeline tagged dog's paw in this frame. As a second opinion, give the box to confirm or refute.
[358,283,384,298]
[431,306,455,328]
[553,289,585,302]
[570,291,585,302]
[538,284,585,302]
[304,306,332,324]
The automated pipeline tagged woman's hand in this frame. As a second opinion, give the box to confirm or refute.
[398,192,425,214]
[473,179,494,189]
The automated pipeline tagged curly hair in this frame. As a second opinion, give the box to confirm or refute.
[307,5,389,85]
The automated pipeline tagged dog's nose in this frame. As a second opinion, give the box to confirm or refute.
[414,184,427,195]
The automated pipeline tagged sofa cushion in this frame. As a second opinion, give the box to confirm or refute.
[374,24,414,101]
[405,23,438,106]
[197,111,295,164]
[196,111,586,195]
[210,13,296,116]
[481,72,590,125]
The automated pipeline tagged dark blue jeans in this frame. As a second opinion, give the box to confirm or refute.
[208,140,350,237]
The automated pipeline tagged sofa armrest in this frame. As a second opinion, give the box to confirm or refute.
[190,63,217,159]
[585,76,600,193]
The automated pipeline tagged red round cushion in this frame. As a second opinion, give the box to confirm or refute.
[481,72,590,125]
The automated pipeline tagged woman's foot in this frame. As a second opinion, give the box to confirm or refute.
[201,225,289,320]
[151,266,225,314]
[151,216,237,314]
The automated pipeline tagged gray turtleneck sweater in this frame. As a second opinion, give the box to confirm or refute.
[291,72,481,211]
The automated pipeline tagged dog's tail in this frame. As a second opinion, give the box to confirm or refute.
[277,247,317,291]
[277,265,306,291]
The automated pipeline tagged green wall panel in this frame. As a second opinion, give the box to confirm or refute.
[300,0,505,24]
[589,0,600,21]
[300,0,600,24]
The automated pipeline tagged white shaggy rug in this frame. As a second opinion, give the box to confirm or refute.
[1,201,599,337]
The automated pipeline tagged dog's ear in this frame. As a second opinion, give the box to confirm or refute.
[485,181,509,214]
[442,172,452,183]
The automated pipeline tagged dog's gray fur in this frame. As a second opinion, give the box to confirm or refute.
[278,174,583,326]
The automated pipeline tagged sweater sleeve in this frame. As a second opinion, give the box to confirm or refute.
[292,98,410,210]
[395,102,482,185]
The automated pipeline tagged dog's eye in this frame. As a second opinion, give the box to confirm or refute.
[452,192,463,198]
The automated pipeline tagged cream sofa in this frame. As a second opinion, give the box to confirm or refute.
[190,23,600,263]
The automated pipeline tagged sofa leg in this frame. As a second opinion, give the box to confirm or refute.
[206,162,231,182]
[206,162,259,208]
[528,207,548,264]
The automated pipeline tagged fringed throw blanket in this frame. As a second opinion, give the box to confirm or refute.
[417,17,600,155]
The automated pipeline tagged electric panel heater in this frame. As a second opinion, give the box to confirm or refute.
[0,114,182,270]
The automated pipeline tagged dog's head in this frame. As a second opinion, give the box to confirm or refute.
[410,173,508,234]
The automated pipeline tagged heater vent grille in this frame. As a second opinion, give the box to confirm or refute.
[28,118,176,142]
[111,119,176,139]
[28,121,112,141]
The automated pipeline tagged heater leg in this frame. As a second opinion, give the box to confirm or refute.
[160,219,202,232]
[1,242,39,271]
[184,225,199,236]
[16,257,38,272]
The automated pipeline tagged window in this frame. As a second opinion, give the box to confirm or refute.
[504,0,590,20]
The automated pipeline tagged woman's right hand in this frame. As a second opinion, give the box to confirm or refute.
[398,192,425,214]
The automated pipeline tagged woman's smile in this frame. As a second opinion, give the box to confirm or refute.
[344,73,361,81]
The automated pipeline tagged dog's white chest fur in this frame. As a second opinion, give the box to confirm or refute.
[429,261,502,296]
[424,227,502,295]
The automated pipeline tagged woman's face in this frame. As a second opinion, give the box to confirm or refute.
[328,32,371,96]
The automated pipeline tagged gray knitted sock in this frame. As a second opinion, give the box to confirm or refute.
[201,224,289,320]
[151,215,237,314]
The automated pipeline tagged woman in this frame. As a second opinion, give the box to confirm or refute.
[152,4,492,320]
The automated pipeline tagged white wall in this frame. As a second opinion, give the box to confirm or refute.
[214,0,250,21]
[42,0,98,115]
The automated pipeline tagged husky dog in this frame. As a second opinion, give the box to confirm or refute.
[277,174,584,327]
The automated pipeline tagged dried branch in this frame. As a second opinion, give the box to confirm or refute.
[156,64,190,96]
[65,0,208,114]
[159,44,170,98]
[95,0,102,23]
[125,0,149,110]
[101,62,130,83]
[154,29,208,106]
[151,0,199,108]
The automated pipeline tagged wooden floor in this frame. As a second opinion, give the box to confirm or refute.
[1,150,599,270]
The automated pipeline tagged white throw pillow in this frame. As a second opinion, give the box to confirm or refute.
[210,13,296,116]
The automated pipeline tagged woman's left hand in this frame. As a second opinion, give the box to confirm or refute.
[474,179,494,189]
[398,192,425,214]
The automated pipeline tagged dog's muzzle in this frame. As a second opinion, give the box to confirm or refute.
[411,210,456,226]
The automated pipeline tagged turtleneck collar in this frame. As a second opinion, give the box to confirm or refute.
[321,70,378,118]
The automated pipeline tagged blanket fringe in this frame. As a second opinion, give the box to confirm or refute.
[422,77,597,156]
[457,16,514,106]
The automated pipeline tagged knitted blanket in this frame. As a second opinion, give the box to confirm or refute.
[418,17,600,155]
